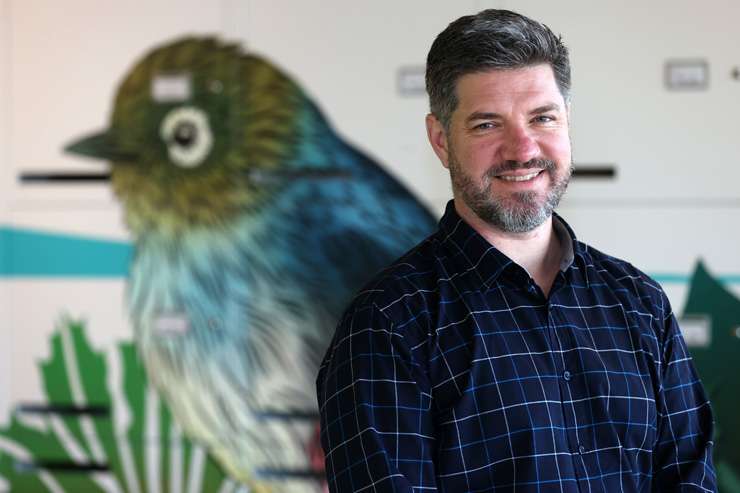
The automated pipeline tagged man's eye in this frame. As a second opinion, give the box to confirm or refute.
[473,122,496,130]
[534,115,556,123]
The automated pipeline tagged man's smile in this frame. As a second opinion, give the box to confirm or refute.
[494,169,544,182]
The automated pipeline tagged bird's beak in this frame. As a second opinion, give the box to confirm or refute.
[64,130,138,162]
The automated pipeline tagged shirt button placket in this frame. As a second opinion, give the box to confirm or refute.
[548,297,587,487]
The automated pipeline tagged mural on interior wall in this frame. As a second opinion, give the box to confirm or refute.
[1,37,437,492]
[1,36,738,492]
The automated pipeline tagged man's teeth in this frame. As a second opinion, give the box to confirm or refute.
[497,171,541,182]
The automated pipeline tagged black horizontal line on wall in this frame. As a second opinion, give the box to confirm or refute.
[15,461,110,473]
[19,172,111,183]
[253,411,320,421]
[17,403,110,417]
[19,166,617,184]
[572,165,616,179]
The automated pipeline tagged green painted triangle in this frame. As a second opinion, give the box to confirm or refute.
[682,260,740,491]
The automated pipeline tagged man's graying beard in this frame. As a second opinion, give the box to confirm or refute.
[449,155,573,233]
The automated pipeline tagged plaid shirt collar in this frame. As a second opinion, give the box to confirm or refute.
[437,200,592,289]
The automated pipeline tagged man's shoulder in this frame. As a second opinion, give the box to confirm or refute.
[578,240,670,315]
[342,232,445,334]
[318,231,442,404]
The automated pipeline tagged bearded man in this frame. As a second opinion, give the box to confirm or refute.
[317,9,716,492]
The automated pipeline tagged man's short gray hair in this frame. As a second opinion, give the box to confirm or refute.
[426,9,571,130]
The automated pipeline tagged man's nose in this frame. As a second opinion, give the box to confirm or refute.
[501,126,539,163]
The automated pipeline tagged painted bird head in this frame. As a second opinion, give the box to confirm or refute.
[66,37,323,237]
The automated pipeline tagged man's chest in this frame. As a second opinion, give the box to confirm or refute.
[428,285,660,490]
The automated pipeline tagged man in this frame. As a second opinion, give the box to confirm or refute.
[316,9,715,492]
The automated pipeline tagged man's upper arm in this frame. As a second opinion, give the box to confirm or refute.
[653,298,716,492]
[317,302,437,492]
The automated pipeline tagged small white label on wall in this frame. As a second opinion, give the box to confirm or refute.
[154,314,190,335]
[397,66,426,96]
[151,73,192,102]
[665,60,709,90]
[679,315,711,347]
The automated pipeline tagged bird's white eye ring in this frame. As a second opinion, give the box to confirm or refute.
[159,106,214,168]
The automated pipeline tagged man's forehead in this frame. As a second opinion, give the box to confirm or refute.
[457,65,558,90]
[453,64,564,111]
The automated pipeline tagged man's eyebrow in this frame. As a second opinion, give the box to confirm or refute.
[465,104,563,123]
[465,111,501,123]
[530,103,562,115]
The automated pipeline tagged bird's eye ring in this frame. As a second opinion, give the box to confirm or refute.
[173,122,197,147]
[159,106,213,168]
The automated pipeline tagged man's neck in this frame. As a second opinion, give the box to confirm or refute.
[453,199,563,296]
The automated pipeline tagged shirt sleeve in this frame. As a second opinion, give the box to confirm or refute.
[316,302,437,492]
[653,297,716,492]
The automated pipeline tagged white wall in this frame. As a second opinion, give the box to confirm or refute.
[0,0,11,429]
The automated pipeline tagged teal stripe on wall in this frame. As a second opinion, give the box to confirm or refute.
[0,226,738,284]
[0,227,131,277]
[653,273,740,285]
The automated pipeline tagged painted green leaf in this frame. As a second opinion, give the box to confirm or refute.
[0,320,244,492]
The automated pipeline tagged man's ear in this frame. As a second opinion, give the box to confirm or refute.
[426,113,450,169]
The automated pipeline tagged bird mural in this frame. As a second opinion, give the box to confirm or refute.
[64,37,437,492]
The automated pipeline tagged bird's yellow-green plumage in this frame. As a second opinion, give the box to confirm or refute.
[108,38,311,236]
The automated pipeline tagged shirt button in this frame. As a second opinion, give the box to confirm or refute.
[578,445,586,454]
[563,370,572,381]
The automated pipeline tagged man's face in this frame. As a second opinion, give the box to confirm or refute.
[427,64,573,233]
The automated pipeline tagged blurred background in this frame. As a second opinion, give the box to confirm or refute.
[0,0,738,491]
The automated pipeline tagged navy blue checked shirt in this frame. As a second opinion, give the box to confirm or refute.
[317,201,715,492]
